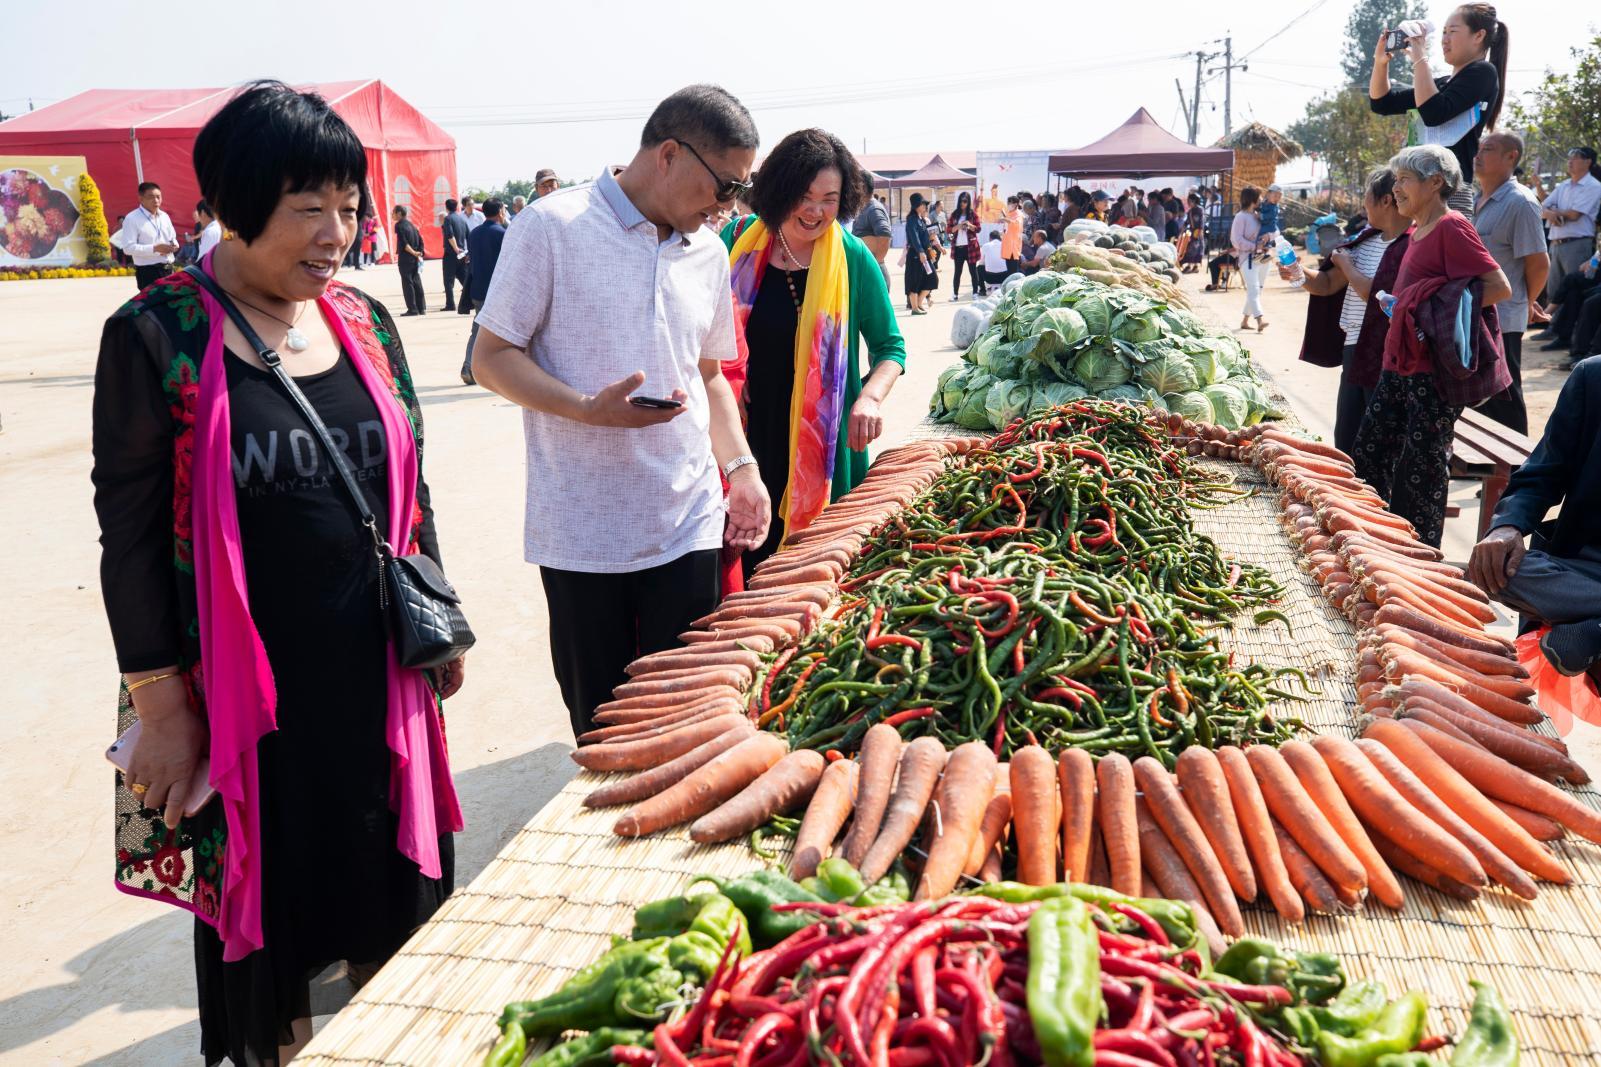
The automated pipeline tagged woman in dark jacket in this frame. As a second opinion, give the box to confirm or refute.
[946,191,985,299]
[904,193,935,313]
[1352,144,1511,547]
[92,81,463,1065]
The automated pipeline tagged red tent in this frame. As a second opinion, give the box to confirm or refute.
[0,80,457,258]
[1047,109,1233,179]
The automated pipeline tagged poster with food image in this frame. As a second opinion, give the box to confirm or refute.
[1,156,87,266]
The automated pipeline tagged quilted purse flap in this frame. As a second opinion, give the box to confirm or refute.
[390,553,462,604]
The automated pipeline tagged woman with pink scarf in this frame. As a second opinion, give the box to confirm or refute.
[91,81,463,1065]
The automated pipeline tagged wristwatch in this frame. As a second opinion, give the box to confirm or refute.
[723,454,758,480]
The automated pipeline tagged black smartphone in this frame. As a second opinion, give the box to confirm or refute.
[1384,29,1409,53]
[629,395,683,410]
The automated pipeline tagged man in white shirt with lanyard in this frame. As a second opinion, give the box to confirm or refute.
[117,182,180,290]
[1542,147,1601,302]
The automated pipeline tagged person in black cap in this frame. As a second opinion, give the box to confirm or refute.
[904,193,935,313]
[534,168,561,199]
[1086,189,1111,222]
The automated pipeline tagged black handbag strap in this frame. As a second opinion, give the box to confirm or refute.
[183,265,390,559]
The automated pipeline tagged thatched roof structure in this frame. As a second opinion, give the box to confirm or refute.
[1215,122,1304,164]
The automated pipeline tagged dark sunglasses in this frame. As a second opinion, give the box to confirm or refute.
[673,138,753,203]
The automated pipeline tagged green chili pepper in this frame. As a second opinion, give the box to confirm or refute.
[613,966,685,1022]
[666,931,723,984]
[629,891,718,941]
[498,939,670,1038]
[853,867,911,907]
[1310,980,1390,1037]
[1317,991,1429,1067]
[1449,981,1518,1067]
[482,1020,526,1067]
[817,857,869,903]
[1213,938,1345,1004]
[975,882,1204,960]
[711,870,828,947]
[527,1028,650,1067]
[1026,895,1099,1067]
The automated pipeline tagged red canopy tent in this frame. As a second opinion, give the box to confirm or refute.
[1048,109,1233,179]
[0,80,457,258]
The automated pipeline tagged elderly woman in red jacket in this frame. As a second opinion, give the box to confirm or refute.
[1352,144,1511,548]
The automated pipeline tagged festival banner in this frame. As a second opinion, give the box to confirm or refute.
[1,156,88,267]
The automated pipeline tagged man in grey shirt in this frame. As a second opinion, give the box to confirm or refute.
[440,198,471,312]
[1473,131,1550,435]
[472,85,770,739]
[852,178,893,291]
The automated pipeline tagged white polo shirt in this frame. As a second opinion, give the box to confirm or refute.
[475,169,737,573]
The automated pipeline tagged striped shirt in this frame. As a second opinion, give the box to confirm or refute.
[1338,234,1394,340]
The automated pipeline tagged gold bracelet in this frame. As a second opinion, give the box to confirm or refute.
[126,671,180,693]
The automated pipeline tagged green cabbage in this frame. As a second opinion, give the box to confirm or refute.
[1072,346,1132,391]
[968,331,1003,369]
[1039,381,1088,407]
[993,380,1035,428]
[1168,390,1215,423]
[1006,303,1048,341]
[1142,388,1170,412]
[1202,382,1250,428]
[1073,293,1114,336]
[1135,352,1199,396]
[1017,271,1069,301]
[1029,306,1090,357]
[1112,308,1165,344]
[1097,383,1146,405]
[939,363,974,413]
[953,372,995,429]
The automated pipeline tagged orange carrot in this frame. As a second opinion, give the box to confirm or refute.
[1489,798,1565,842]
[1375,624,1527,678]
[573,714,750,773]
[583,720,756,809]
[1246,745,1367,899]
[614,732,788,837]
[594,684,742,715]
[1399,720,1601,846]
[1362,719,1570,883]
[1270,817,1346,914]
[790,759,859,880]
[979,845,1004,883]
[840,724,902,868]
[1216,747,1302,924]
[578,703,742,744]
[626,648,766,678]
[1011,745,1060,885]
[859,737,948,884]
[1370,833,1480,902]
[1382,651,1543,724]
[1279,740,1404,908]
[1057,749,1096,883]
[1096,753,1141,896]
[1381,647,1536,704]
[1372,602,1512,655]
[916,742,999,900]
[964,786,1014,878]
[1353,737,1535,899]
[1175,747,1257,901]
[1134,757,1243,935]
[1135,795,1212,920]
[690,749,828,843]
[1387,677,1545,730]
[1085,820,1111,889]
[1310,735,1485,893]
[1396,703,1586,783]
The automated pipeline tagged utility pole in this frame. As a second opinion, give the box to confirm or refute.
[1204,36,1247,138]
[1190,51,1206,143]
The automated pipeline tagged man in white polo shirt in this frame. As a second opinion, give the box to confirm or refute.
[473,84,770,739]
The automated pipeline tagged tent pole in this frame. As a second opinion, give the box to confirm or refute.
[130,129,144,184]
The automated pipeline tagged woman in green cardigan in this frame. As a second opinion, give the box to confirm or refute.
[721,128,907,578]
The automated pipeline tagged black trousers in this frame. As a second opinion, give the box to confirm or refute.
[1208,254,1238,287]
[1574,290,1601,358]
[134,262,170,290]
[398,258,426,314]
[540,548,722,739]
[951,252,984,296]
[1475,332,1526,434]
[1352,372,1462,549]
[1333,344,1373,457]
[1548,273,1600,341]
[441,255,469,310]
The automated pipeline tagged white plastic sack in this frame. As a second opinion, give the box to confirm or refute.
[950,305,987,349]
[1067,219,1108,236]
[1130,226,1159,244]
[1146,242,1177,264]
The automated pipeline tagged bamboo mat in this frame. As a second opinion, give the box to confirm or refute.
[299,446,1601,1067]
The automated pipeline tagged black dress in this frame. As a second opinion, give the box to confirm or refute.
[741,265,806,579]
[196,351,452,1064]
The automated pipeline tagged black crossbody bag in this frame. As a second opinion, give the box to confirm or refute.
[184,266,475,669]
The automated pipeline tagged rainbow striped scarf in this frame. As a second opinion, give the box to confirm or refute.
[728,217,851,539]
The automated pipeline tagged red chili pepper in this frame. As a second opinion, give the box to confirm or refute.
[759,647,797,714]
[1148,690,1176,730]
[1110,902,1170,946]
[866,633,923,652]
[909,542,941,552]
[1166,668,1191,721]
[1007,442,1049,483]
[608,1046,654,1065]
[1069,590,1123,627]
[1414,1035,1449,1053]
[733,1012,796,1067]
[1073,446,1114,474]
[840,567,891,592]
[883,706,936,727]
[652,1023,693,1067]
[867,605,886,642]
[971,590,1021,639]
[992,483,1029,527]
[1128,615,1155,643]
[825,749,845,762]
[1081,517,1118,549]
[1035,686,1084,709]
[992,703,1008,756]
[912,944,939,1019]
[1095,1030,1179,1067]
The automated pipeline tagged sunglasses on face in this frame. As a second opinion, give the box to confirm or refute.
[673,138,753,203]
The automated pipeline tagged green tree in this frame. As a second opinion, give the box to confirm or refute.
[1340,0,1429,86]
[1509,34,1601,176]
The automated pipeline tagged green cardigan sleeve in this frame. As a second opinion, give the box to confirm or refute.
[844,231,906,371]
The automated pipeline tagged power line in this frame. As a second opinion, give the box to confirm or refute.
[1240,0,1334,61]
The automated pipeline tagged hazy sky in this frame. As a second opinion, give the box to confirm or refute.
[2,0,1585,189]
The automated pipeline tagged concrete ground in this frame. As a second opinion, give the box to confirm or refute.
[0,253,1565,1064]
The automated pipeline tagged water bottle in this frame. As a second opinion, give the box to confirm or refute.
[1376,290,1397,318]
[1275,236,1304,287]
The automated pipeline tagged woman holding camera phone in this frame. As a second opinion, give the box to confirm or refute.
[1370,3,1509,217]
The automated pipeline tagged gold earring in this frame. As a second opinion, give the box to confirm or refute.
[222,229,236,241]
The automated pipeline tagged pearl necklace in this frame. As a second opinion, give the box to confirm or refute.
[774,227,811,313]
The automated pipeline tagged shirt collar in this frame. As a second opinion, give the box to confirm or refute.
[598,167,649,232]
